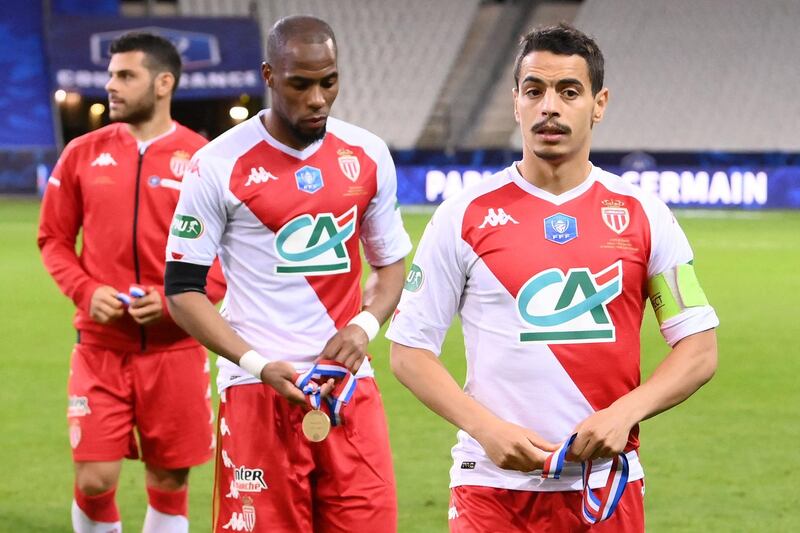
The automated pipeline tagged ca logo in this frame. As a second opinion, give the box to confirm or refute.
[274,207,357,275]
[516,261,622,343]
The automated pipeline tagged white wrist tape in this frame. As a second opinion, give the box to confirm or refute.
[238,350,270,380]
[347,310,380,341]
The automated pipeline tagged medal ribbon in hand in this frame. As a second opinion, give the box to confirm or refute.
[294,360,357,435]
[541,433,630,524]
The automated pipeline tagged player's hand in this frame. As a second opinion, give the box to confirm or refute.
[566,406,635,462]
[261,361,335,407]
[317,324,369,374]
[472,419,558,472]
[89,285,125,324]
[128,287,164,326]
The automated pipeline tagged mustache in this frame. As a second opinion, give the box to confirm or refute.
[532,119,571,134]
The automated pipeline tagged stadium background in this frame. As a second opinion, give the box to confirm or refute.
[1,0,798,530]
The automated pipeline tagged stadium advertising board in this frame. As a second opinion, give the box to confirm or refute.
[48,16,262,99]
[397,165,800,209]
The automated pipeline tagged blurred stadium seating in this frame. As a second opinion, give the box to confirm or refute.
[2,0,799,203]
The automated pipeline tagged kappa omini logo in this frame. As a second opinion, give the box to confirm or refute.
[246,166,278,187]
[222,495,256,531]
[171,214,204,239]
[516,261,623,343]
[90,153,117,167]
[601,199,630,235]
[478,208,519,228]
[338,149,361,181]
[274,207,357,275]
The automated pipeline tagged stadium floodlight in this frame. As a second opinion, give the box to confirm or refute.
[89,103,105,116]
[54,89,67,103]
[229,106,249,121]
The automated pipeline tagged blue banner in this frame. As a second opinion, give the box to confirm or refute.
[48,16,263,99]
[0,2,56,147]
[397,165,800,209]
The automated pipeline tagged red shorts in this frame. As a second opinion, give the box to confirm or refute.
[67,343,214,469]
[449,480,645,533]
[213,378,397,533]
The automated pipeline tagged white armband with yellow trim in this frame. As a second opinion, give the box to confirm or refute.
[647,263,709,325]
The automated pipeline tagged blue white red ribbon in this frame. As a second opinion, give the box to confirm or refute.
[541,433,630,524]
[294,360,357,426]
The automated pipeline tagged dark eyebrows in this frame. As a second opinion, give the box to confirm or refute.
[520,75,585,89]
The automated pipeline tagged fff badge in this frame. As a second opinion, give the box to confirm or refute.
[295,165,324,194]
[544,213,578,244]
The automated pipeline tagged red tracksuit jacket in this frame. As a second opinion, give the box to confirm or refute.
[38,121,226,352]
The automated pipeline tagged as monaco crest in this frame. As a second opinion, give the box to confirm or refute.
[337,149,360,182]
[170,151,191,178]
[242,496,256,532]
[601,200,629,235]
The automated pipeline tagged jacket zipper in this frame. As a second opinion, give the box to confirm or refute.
[133,147,147,352]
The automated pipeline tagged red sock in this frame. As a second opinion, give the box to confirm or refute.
[147,485,188,517]
[74,485,120,523]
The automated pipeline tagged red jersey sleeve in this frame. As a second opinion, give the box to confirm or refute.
[37,141,102,312]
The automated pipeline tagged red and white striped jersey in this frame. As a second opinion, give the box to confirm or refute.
[386,163,718,491]
[167,111,412,391]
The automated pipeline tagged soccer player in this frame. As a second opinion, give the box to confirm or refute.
[164,16,411,533]
[386,23,719,532]
[38,32,225,533]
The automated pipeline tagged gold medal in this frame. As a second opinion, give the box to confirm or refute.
[302,409,331,442]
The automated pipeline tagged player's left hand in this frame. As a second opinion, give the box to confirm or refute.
[318,324,369,374]
[128,287,164,326]
[566,406,635,462]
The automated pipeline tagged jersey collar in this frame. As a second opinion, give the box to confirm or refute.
[507,162,600,205]
[252,109,325,161]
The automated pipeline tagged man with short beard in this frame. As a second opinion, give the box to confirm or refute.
[39,32,225,533]
[164,15,410,533]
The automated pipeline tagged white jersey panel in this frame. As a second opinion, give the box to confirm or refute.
[326,118,413,267]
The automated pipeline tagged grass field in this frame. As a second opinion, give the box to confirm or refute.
[1,197,798,532]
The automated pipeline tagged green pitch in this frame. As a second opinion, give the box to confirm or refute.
[1,198,798,531]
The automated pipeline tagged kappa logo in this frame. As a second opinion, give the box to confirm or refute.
[601,199,630,235]
[221,496,257,531]
[171,214,204,239]
[221,449,235,468]
[274,206,357,275]
[246,166,278,187]
[220,417,231,437]
[478,208,519,228]
[448,505,459,520]
[67,395,91,417]
[90,153,117,167]
[516,261,623,344]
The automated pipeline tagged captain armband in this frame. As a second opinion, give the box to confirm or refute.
[647,263,709,325]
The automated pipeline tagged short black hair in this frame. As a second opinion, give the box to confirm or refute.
[109,32,182,93]
[266,15,337,65]
[514,23,604,95]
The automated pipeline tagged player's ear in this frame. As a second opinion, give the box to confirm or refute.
[262,62,274,88]
[154,71,175,98]
[591,87,609,125]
